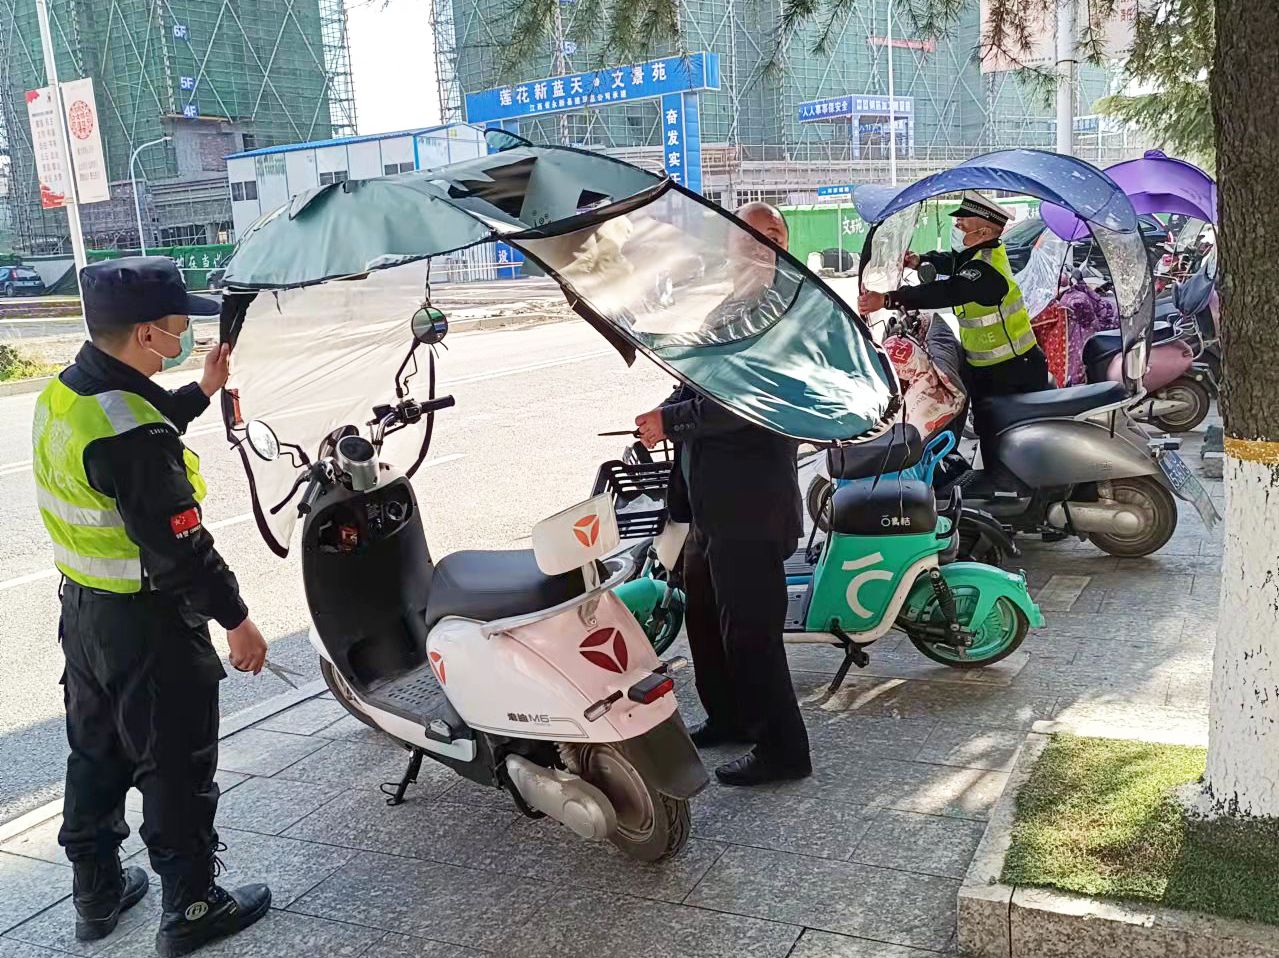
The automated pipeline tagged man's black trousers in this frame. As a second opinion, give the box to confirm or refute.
[963,346,1051,472]
[58,582,224,880]
[682,526,810,763]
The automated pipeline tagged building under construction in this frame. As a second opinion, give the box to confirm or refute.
[436,0,1131,207]
[0,0,356,255]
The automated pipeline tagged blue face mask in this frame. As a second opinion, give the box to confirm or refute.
[148,321,194,370]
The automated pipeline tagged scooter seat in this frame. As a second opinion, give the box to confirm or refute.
[826,423,923,481]
[425,549,585,629]
[979,381,1129,435]
[1083,331,1123,367]
[831,477,937,536]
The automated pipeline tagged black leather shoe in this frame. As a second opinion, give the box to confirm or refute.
[689,721,752,749]
[73,860,150,941]
[715,751,812,787]
[155,883,272,957]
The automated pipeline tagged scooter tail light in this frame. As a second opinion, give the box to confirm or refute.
[627,673,675,705]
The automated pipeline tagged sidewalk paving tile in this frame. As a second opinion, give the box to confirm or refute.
[271,738,454,794]
[788,928,946,958]
[4,876,161,956]
[848,809,986,880]
[475,886,802,958]
[98,908,384,958]
[311,715,392,744]
[456,817,728,903]
[686,782,877,860]
[287,851,552,948]
[1,808,144,866]
[254,698,349,737]
[0,939,67,958]
[913,723,1026,772]
[211,777,344,836]
[0,853,70,936]
[360,933,488,958]
[214,827,360,908]
[216,729,329,777]
[686,845,957,952]
[282,791,517,865]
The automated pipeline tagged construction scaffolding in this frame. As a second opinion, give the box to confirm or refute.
[444,0,1139,206]
[0,0,357,255]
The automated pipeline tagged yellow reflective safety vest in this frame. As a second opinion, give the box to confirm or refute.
[32,379,206,593]
[953,244,1038,367]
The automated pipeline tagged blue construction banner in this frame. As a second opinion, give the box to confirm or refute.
[799,94,913,123]
[662,93,703,195]
[465,52,720,124]
[817,184,856,198]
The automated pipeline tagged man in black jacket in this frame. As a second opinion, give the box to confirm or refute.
[32,258,271,956]
[634,203,811,787]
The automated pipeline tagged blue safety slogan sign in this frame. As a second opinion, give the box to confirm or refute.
[817,184,856,198]
[465,52,720,125]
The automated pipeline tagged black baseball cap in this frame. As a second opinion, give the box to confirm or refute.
[81,256,220,330]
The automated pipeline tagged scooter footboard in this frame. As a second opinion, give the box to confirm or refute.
[908,562,1045,630]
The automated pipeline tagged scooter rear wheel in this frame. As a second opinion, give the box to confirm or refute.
[906,593,1029,669]
[1149,377,1212,433]
[576,744,690,863]
[1086,476,1178,558]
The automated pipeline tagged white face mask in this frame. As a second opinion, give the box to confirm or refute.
[950,225,969,252]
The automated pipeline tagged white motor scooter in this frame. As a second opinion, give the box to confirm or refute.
[240,316,706,863]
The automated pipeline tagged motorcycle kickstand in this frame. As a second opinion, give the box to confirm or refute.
[382,747,425,807]
[828,624,871,694]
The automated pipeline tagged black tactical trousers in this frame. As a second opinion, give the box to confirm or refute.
[57,582,224,881]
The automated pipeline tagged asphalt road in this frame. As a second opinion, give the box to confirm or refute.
[0,319,669,824]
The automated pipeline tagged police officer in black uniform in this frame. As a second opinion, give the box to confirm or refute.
[31,258,271,956]
[634,203,811,787]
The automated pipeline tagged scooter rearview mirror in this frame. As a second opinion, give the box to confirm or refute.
[916,262,937,284]
[411,305,448,346]
[245,419,281,462]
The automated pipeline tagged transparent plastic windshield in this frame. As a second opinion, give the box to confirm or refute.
[512,189,897,444]
[224,262,434,554]
[1015,228,1071,319]
[860,207,921,295]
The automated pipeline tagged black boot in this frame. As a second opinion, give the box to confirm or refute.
[155,861,271,958]
[73,856,150,941]
[688,720,752,748]
[715,750,812,787]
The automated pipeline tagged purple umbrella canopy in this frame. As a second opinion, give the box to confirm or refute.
[1041,150,1217,241]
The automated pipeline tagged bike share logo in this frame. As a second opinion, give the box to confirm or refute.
[842,553,894,618]
[573,513,600,548]
[579,627,629,673]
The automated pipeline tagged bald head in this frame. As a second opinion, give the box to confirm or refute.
[736,202,789,249]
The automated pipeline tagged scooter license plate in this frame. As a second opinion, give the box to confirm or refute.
[1157,451,1221,529]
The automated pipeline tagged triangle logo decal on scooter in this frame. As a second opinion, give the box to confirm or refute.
[580,627,628,673]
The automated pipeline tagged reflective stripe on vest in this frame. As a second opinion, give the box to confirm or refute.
[954,245,1038,367]
[32,379,205,593]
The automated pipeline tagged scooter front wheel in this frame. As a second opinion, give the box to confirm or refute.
[321,659,381,731]
[1149,376,1212,433]
[905,592,1029,669]
[574,744,690,862]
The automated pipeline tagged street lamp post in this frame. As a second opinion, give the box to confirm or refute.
[886,0,897,186]
[130,136,170,256]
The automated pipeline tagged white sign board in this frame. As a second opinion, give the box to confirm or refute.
[61,78,110,204]
[26,86,71,209]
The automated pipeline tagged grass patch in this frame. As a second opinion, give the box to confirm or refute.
[0,343,60,382]
[1003,734,1279,927]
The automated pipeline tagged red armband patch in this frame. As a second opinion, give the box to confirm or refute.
[170,508,202,538]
